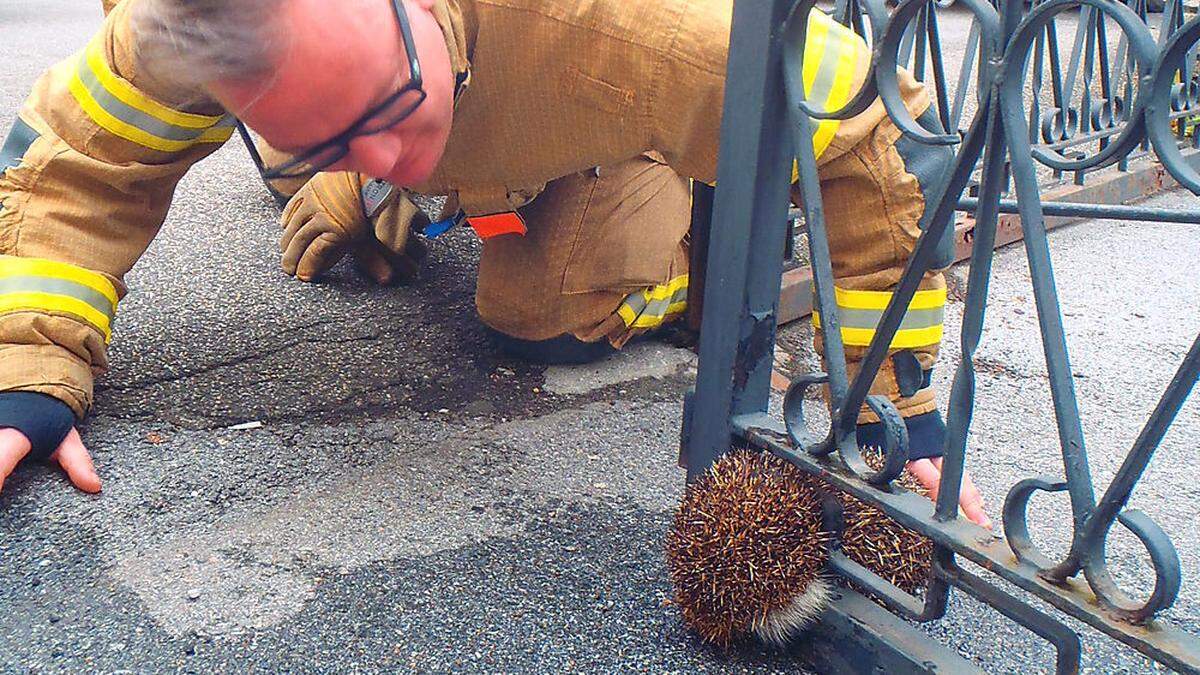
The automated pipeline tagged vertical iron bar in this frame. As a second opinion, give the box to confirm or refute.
[785,14,854,439]
[936,103,1007,522]
[1063,6,1091,106]
[951,18,982,133]
[926,5,954,133]
[1006,191,1097,535]
[914,3,930,82]
[997,17,1100,559]
[1095,7,1112,158]
[1075,8,1098,184]
[685,0,795,481]
[686,183,715,333]
[1029,25,1045,145]
[936,0,1021,522]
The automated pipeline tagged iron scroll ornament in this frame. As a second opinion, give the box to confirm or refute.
[1149,14,1200,193]
[994,0,1195,623]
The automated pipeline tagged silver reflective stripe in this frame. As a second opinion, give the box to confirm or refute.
[807,32,842,109]
[622,286,688,319]
[837,306,944,332]
[0,276,116,321]
[75,57,220,142]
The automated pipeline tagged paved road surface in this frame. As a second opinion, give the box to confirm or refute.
[1,2,1197,673]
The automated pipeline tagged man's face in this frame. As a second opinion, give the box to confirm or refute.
[210,0,455,187]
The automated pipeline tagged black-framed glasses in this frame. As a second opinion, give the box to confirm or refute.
[243,0,427,181]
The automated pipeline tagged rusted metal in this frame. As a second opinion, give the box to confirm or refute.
[954,149,1200,260]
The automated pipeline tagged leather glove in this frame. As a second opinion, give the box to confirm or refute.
[280,171,430,285]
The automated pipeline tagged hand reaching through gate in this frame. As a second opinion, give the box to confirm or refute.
[905,458,991,529]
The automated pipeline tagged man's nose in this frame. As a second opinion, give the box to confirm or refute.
[345,133,404,179]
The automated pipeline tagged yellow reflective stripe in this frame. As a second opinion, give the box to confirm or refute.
[0,292,113,341]
[801,13,838,157]
[801,14,830,96]
[813,24,861,157]
[801,13,868,159]
[69,75,233,153]
[619,300,687,329]
[617,274,688,329]
[812,312,943,348]
[83,40,224,129]
[0,256,119,342]
[197,125,236,144]
[811,286,946,349]
[69,41,234,152]
[834,286,947,311]
[0,256,118,309]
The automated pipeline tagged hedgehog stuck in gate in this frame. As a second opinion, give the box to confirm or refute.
[665,448,933,646]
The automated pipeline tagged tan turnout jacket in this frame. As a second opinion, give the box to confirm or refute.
[0,0,942,422]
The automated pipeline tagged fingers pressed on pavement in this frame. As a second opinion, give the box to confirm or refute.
[281,224,337,276]
[51,429,101,494]
[352,242,395,285]
[296,232,350,281]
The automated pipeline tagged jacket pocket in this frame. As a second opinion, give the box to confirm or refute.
[563,67,636,117]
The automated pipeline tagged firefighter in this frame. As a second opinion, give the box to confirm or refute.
[0,0,988,526]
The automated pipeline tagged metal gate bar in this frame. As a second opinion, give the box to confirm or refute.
[681,0,1200,671]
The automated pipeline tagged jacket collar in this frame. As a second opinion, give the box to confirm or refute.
[429,0,477,105]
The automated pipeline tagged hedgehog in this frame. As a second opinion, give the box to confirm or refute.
[665,448,933,646]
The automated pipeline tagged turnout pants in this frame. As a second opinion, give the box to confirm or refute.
[473,121,952,423]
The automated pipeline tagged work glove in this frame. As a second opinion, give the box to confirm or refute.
[280,171,430,285]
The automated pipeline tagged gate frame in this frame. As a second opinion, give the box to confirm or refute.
[680,0,1200,671]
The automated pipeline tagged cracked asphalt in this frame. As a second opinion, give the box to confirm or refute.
[3,2,1200,673]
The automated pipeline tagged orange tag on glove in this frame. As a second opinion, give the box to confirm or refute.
[466,211,527,239]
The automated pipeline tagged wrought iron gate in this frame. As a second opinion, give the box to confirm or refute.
[680,0,1200,671]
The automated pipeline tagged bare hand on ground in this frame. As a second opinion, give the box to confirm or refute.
[0,427,101,497]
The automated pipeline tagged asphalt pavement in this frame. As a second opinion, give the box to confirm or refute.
[2,2,1199,673]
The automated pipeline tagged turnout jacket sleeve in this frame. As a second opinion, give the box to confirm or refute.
[0,0,232,416]
[652,1,928,184]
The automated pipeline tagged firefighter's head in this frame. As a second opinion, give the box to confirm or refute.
[134,0,455,186]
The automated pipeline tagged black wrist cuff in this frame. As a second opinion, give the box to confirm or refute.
[0,392,75,462]
[858,409,946,461]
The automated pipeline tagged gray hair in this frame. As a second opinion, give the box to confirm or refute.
[130,0,288,88]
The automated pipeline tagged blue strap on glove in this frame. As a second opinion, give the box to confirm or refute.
[858,409,946,461]
[0,392,75,462]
